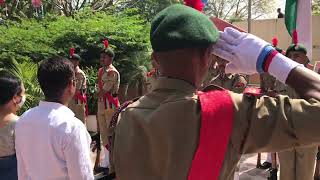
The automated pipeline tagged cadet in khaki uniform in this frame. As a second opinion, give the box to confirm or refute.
[112,4,320,180]
[97,40,120,175]
[202,56,247,93]
[278,43,317,180]
[68,51,87,124]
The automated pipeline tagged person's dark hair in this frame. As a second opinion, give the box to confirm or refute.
[100,48,115,59]
[0,70,22,106]
[37,56,74,101]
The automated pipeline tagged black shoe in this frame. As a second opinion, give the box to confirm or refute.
[259,161,272,169]
[267,168,278,180]
[104,173,116,180]
[94,166,109,175]
[256,163,262,169]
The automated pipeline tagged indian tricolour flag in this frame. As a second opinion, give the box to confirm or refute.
[285,0,312,59]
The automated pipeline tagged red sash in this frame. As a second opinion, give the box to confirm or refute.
[188,90,234,180]
[103,92,119,109]
[98,68,119,109]
[74,91,88,116]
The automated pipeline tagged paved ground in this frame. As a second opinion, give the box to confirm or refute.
[236,153,273,180]
[91,150,275,180]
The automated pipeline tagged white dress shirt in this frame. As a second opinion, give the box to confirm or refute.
[15,101,94,180]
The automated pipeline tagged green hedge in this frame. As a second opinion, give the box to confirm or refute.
[1,8,152,83]
[0,8,153,112]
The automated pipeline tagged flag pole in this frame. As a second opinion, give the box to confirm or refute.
[248,0,252,33]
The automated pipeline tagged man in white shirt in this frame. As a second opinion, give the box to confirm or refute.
[15,56,94,180]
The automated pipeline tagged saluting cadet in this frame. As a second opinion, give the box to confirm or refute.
[111,4,320,180]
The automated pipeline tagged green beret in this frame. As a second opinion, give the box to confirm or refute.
[101,48,115,58]
[150,4,219,52]
[70,54,81,61]
[286,44,307,56]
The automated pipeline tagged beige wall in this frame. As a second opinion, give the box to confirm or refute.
[233,16,320,63]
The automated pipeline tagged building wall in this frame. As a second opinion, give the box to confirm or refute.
[232,16,320,84]
[233,16,320,62]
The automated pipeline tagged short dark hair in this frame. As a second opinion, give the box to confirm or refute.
[0,70,22,106]
[37,56,74,100]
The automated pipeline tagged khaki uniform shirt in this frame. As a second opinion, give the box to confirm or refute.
[113,77,320,180]
[98,65,120,95]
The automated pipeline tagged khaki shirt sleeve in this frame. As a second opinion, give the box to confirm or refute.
[230,92,320,154]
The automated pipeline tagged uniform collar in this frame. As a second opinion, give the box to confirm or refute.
[153,77,197,93]
[39,101,75,117]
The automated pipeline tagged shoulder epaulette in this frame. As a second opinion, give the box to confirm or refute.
[244,87,262,97]
[202,84,225,92]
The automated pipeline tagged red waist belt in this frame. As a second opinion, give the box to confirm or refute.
[103,92,119,109]
[188,90,234,180]
[74,91,88,116]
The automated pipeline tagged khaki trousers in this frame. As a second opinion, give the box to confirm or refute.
[97,98,116,174]
[279,146,317,180]
[68,99,86,124]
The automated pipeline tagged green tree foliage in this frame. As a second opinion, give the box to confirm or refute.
[204,0,276,21]
[114,0,181,21]
[313,0,320,15]
[0,57,43,114]
[0,8,152,111]
[0,8,151,79]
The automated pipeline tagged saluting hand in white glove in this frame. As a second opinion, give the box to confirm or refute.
[212,27,301,83]
[211,27,271,75]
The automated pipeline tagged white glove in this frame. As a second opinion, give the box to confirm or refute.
[212,27,270,75]
[212,27,301,83]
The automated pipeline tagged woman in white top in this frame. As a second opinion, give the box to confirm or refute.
[0,70,25,180]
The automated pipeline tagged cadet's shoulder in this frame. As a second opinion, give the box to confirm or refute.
[109,65,119,73]
[127,92,198,112]
[202,84,225,92]
[77,68,86,76]
[107,66,119,77]
[98,67,104,72]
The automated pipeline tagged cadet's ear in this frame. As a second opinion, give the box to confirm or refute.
[200,45,214,67]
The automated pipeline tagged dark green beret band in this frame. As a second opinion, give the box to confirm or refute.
[275,47,283,53]
[101,48,115,58]
[286,44,307,56]
[150,4,219,52]
[70,54,81,61]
